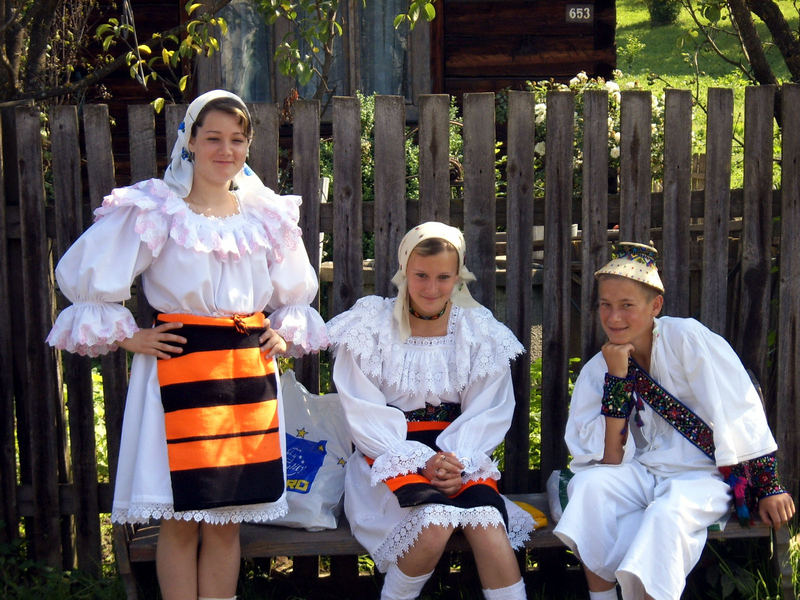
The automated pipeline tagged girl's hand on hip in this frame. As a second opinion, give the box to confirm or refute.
[117,321,186,359]
[259,319,287,358]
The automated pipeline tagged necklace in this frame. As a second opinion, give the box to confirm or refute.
[409,301,448,320]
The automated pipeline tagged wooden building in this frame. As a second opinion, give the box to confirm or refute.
[100,0,616,109]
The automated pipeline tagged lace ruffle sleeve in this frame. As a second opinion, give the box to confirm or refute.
[46,181,166,356]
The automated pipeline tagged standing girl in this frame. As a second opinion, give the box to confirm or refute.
[47,90,328,600]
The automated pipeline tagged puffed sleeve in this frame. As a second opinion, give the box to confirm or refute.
[246,188,328,357]
[564,354,637,471]
[46,201,157,356]
[436,367,514,482]
[332,345,435,486]
[662,318,777,466]
[265,240,328,357]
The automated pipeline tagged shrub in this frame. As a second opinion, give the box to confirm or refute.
[642,0,681,26]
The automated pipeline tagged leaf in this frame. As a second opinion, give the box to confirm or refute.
[185,2,203,15]
[102,36,113,51]
[152,97,165,113]
[179,74,189,92]
[393,14,405,29]
[162,47,171,64]
[423,3,435,21]
[138,44,151,55]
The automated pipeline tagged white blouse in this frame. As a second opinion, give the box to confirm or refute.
[47,177,328,357]
[565,316,777,477]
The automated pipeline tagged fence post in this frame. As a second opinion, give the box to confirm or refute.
[661,89,692,317]
[294,100,322,392]
[541,91,574,484]
[247,103,280,192]
[505,90,534,492]
[0,109,16,545]
[463,92,496,310]
[51,105,101,575]
[619,90,652,243]
[701,88,733,335]
[580,89,609,362]
[16,106,62,567]
[331,97,363,317]
[373,95,407,298]
[777,83,800,502]
[418,94,450,223]
[736,85,776,393]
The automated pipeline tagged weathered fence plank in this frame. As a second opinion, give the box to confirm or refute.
[374,96,407,298]
[735,85,775,390]
[128,104,157,185]
[504,90,535,492]
[541,91,574,484]
[51,105,101,576]
[294,100,322,392]
[82,106,127,490]
[619,90,651,243]
[0,110,16,545]
[418,94,450,223]
[580,90,609,362]
[777,83,800,502]
[463,92,496,310]
[165,105,184,158]
[247,102,280,191]
[127,105,157,329]
[331,97,363,317]
[661,89,692,317]
[16,107,61,567]
[701,88,734,335]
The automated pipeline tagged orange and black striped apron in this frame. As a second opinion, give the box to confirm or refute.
[368,403,508,525]
[156,312,283,512]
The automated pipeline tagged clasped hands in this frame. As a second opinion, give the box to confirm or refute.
[420,451,465,496]
[116,318,287,359]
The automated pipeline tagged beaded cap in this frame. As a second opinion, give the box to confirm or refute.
[594,242,664,293]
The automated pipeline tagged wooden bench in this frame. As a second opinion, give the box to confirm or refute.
[118,492,794,599]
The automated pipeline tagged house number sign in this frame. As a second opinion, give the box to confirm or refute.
[566,4,594,23]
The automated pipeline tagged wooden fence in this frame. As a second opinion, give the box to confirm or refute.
[0,85,798,580]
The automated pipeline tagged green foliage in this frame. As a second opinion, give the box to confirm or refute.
[618,33,647,72]
[92,367,110,483]
[0,536,123,599]
[641,0,682,26]
[94,0,228,107]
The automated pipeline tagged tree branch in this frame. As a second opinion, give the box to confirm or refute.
[747,0,800,82]
[1,0,234,104]
[728,0,777,85]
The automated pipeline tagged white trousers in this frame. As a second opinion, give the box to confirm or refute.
[553,461,730,600]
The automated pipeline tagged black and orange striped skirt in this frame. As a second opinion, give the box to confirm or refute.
[156,312,284,512]
[368,403,508,525]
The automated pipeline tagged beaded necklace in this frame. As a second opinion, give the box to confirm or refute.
[409,301,448,321]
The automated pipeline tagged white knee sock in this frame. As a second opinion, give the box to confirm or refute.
[380,564,434,600]
[482,577,526,599]
[588,589,618,600]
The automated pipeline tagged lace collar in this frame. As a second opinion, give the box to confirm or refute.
[93,178,302,261]
[327,296,524,395]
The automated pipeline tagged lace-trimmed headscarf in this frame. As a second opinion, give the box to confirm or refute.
[162,89,266,198]
[391,222,480,341]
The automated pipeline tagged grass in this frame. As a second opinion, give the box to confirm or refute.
[614,0,798,189]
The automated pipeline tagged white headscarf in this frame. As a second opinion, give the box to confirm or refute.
[162,89,267,198]
[391,221,480,341]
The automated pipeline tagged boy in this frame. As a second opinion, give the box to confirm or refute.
[553,242,794,600]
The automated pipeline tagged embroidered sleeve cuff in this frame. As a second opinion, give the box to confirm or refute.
[601,374,635,419]
[369,441,436,487]
[745,453,787,499]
